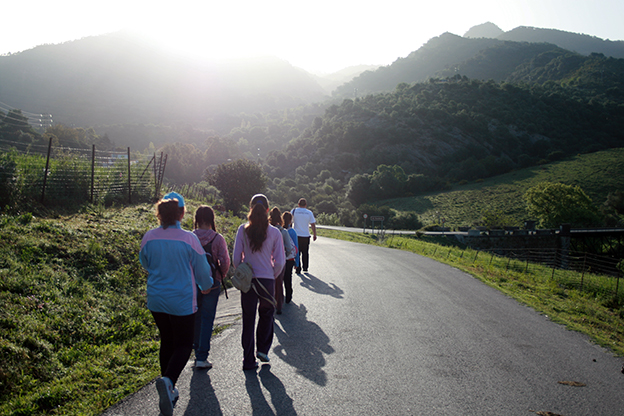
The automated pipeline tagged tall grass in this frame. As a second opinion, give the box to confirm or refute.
[1,148,155,211]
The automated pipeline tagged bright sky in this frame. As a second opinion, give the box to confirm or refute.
[2,0,624,74]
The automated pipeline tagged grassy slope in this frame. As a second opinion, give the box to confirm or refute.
[0,203,241,416]
[382,148,624,228]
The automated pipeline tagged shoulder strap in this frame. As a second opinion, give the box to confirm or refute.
[203,233,218,251]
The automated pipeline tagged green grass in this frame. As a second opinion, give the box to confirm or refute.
[317,228,624,356]
[0,202,242,416]
[382,148,624,228]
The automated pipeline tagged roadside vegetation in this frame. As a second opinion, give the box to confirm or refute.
[0,203,242,416]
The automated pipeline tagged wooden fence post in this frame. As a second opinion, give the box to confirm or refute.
[41,137,52,204]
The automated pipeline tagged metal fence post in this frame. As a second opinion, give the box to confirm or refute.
[41,137,52,204]
[91,145,95,203]
[127,147,131,204]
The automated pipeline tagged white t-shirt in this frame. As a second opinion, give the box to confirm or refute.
[291,207,315,237]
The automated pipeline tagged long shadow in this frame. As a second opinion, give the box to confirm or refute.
[184,369,222,416]
[273,303,334,386]
[244,368,273,415]
[258,366,297,415]
[297,272,344,298]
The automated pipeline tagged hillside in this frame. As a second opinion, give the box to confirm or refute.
[334,29,624,99]
[0,31,326,127]
[379,148,624,228]
[499,26,624,59]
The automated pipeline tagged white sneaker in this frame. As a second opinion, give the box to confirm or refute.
[195,360,213,369]
[156,377,175,416]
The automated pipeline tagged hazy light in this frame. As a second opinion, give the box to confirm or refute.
[2,0,624,73]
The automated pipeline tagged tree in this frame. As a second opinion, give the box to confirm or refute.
[345,174,371,206]
[370,164,406,200]
[206,159,267,214]
[525,182,601,228]
[601,190,624,227]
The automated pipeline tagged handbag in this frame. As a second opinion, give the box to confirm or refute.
[232,262,253,293]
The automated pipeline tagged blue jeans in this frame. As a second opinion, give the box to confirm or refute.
[194,282,221,361]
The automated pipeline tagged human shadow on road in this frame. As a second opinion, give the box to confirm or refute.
[273,303,334,386]
[184,369,222,416]
[244,365,296,415]
[298,272,343,299]
[259,365,297,415]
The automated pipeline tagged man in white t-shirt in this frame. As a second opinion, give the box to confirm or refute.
[291,198,317,274]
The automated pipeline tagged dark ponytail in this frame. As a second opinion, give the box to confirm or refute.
[282,211,292,228]
[245,194,269,252]
[269,207,282,227]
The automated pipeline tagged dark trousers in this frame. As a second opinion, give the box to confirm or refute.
[283,259,295,302]
[297,236,311,271]
[275,266,285,311]
[151,311,195,386]
[241,278,275,368]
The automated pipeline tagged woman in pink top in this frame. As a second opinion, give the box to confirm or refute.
[233,194,285,370]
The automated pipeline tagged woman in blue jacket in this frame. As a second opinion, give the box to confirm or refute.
[139,192,213,416]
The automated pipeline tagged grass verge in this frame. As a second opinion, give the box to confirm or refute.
[0,203,242,416]
[317,228,624,356]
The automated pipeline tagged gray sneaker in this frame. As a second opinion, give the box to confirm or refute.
[156,377,175,416]
[195,360,213,369]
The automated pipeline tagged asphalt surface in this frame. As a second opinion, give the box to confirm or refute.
[103,236,624,415]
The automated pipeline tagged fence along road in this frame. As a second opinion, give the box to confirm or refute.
[103,236,624,415]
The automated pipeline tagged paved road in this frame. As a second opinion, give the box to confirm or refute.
[104,236,624,415]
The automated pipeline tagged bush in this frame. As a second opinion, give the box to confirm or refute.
[390,211,423,230]
[316,213,340,226]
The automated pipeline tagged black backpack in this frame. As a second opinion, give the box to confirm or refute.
[202,235,218,278]
[202,234,229,299]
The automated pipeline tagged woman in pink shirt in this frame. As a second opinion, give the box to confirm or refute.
[233,194,285,370]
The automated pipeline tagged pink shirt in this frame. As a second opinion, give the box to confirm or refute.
[233,223,285,280]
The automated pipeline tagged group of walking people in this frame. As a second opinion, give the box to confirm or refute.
[139,192,316,416]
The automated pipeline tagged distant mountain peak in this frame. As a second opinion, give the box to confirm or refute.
[464,22,504,39]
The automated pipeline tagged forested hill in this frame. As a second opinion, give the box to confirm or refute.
[334,32,624,98]
[266,78,624,187]
[0,31,326,127]
[498,26,624,58]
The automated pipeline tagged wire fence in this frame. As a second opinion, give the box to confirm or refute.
[420,243,623,303]
[0,137,166,207]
